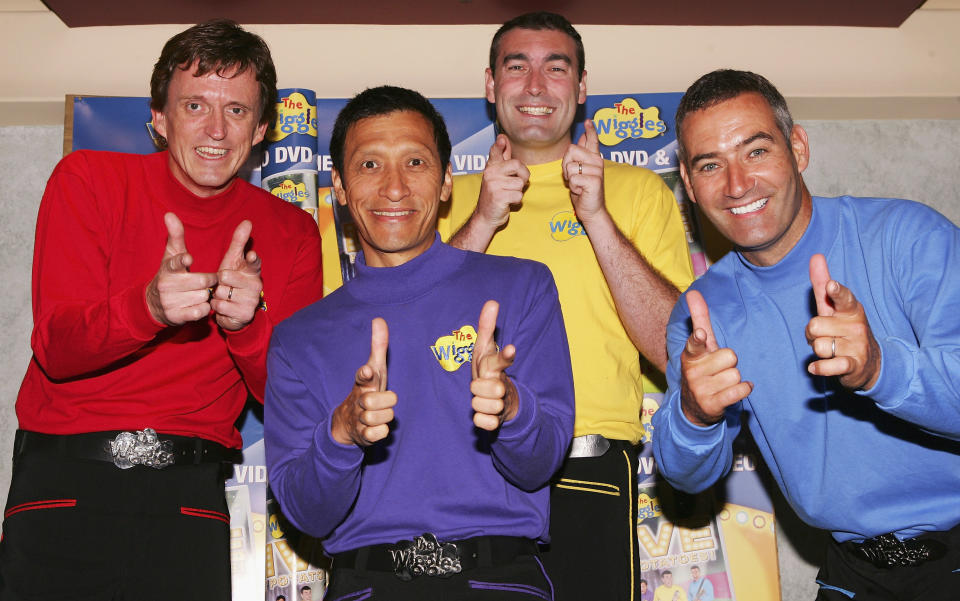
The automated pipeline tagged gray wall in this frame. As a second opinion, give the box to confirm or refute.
[0,121,958,601]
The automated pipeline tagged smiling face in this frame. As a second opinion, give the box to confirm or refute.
[486,27,586,164]
[679,92,812,267]
[151,61,267,198]
[332,110,452,268]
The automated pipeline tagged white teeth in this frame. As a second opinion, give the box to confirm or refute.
[196,146,227,157]
[518,106,554,115]
[373,210,414,216]
[730,198,768,215]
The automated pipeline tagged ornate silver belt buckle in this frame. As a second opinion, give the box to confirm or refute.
[388,533,462,581]
[106,428,175,469]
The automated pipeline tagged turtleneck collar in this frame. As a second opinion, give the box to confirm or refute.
[735,198,839,290]
[346,233,466,305]
[152,151,247,227]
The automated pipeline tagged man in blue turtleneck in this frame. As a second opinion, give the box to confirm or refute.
[264,85,574,600]
[652,69,960,601]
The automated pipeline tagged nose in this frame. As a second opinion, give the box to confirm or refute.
[381,164,409,201]
[525,68,545,96]
[205,110,226,141]
[725,161,754,199]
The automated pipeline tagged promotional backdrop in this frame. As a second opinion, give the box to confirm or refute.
[68,90,778,601]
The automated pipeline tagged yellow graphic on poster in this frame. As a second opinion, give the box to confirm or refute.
[592,98,666,146]
[269,92,318,142]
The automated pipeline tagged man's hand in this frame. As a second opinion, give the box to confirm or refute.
[680,290,753,426]
[331,318,396,446]
[146,212,218,326]
[472,134,530,230]
[806,254,882,390]
[211,220,263,331]
[470,300,519,431]
[562,119,606,225]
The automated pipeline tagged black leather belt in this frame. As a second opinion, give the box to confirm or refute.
[13,429,242,469]
[334,534,538,581]
[843,532,947,568]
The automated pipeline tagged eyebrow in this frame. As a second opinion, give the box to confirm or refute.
[689,130,776,165]
[501,52,572,66]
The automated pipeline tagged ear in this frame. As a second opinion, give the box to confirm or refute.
[485,68,496,104]
[253,119,268,146]
[790,124,810,173]
[679,160,697,205]
[439,163,453,204]
[151,107,167,139]
[331,169,347,207]
[577,70,587,104]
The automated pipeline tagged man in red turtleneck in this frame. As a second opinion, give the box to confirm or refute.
[0,20,322,600]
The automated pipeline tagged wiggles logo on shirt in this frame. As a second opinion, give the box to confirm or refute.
[549,210,587,242]
[267,92,318,142]
[430,325,478,371]
[592,98,666,147]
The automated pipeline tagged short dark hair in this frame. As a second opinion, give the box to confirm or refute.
[675,69,794,164]
[489,12,585,80]
[150,19,277,129]
[662,570,673,576]
[299,586,311,594]
[330,85,452,186]
[276,596,285,601]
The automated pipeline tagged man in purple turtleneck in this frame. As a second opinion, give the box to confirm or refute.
[265,85,575,600]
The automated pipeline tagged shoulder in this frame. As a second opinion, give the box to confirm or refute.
[451,172,483,197]
[828,195,956,240]
[460,247,553,282]
[274,286,353,341]
[53,149,148,179]
[602,159,669,190]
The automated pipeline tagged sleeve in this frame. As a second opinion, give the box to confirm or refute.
[264,330,364,538]
[489,264,575,491]
[627,172,695,291]
[29,157,166,380]
[224,212,324,402]
[858,210,960,440]
[650,294,742,493]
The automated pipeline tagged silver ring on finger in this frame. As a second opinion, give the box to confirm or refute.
[228,286,234,301]
[577,161,582,175]
[830,337,836,359]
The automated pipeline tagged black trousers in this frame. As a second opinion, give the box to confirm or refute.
[326,553,553,600]
[0,450,232,600]
[816,523,960,601]
[540,440,641,601]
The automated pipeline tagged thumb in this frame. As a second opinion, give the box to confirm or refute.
[220,220,253,271]
[826,280,859,316]
[686,290,718,353]
[472,300,499,379]
[809,254,834,316]
[164,212,188,258]
[369,317,389,392]
[580,119,600,153]
[489,134,509,163]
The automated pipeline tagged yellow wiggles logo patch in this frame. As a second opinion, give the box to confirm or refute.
[268,92,318,142]
[593,98,666,147]
[269,178,309,203]
[430,325,478,372]
[549,210,587,242]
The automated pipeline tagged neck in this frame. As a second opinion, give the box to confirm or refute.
[510,138,570,166]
